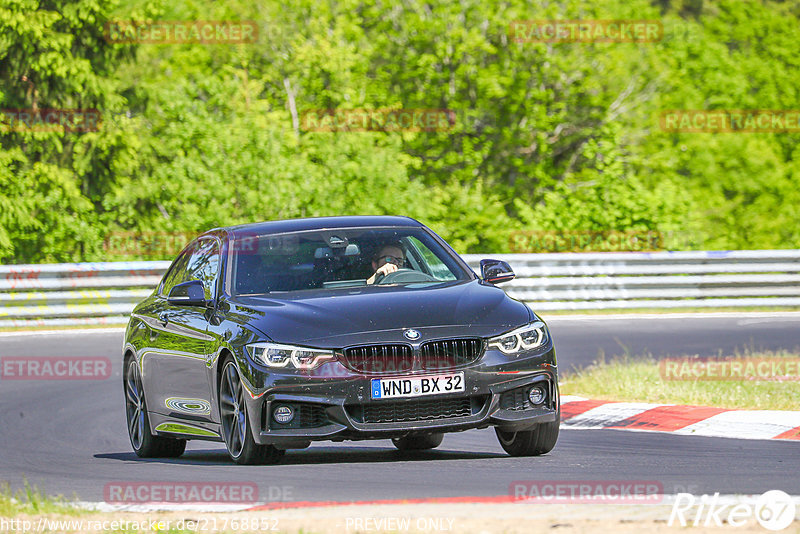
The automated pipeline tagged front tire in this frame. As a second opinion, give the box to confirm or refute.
[124,358,186,458]
[219,359,284,465]
[495,420,559,457]
[392,433,444,451]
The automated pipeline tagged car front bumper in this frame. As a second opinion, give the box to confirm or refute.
[238,347,559,448]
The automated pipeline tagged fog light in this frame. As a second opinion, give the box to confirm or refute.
[273,404,295,424]
[528,385,546,405]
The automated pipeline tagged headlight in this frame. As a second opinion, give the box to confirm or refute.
[488,321,548,354]
[247,343,336,370]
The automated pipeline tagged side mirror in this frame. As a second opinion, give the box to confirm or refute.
[167,280,208,306]
[480,259,515,284]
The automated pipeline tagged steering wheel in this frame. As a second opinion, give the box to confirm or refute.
[374,268,438,285]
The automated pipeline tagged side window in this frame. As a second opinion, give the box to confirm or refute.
[407,237,457,281]
[160,238,220,299]
[186,239,220,299]
[160,248,193,297]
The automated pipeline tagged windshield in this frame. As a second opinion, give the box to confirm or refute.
[230,226,472,295]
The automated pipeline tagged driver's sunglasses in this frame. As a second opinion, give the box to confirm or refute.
[377,255,404,266]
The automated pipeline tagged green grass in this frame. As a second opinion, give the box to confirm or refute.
[0,481,82,516]
[560,350,800,410]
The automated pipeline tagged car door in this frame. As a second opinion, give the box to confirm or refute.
[142,238,220,423]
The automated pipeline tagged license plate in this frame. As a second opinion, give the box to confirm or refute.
[371,372,465,400]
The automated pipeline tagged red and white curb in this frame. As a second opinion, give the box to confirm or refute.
[560,395,800,441]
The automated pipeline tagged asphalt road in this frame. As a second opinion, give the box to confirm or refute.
[1,313,799,503]
[548,312,800,372]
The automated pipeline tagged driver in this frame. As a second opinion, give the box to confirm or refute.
[366,242,406,284]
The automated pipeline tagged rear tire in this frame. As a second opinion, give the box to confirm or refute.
[124,358,186,458]
[495,420,559,457]
[219,358,284,465]
[392,433,444,451]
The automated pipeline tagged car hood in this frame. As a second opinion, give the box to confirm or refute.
[227,280,531,348]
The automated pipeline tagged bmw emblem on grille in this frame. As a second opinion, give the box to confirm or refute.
[403,329,421,340]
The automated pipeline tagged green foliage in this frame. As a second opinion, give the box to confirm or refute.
[0,480,78,516]
[2,0,800,262]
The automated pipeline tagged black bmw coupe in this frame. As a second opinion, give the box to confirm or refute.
[123,216,559,464]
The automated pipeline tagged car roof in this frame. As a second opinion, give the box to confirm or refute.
[206,215,424,238]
